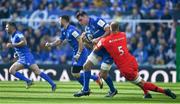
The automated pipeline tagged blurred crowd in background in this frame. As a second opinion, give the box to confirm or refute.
[0,0,179,66]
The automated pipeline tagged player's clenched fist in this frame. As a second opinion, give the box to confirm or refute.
[45,42,52,47]
[6,43,13,48]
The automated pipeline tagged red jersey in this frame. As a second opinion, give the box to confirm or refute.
[96,32,136,68]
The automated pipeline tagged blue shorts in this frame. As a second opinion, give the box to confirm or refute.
[93,47,113,65]
[17,53,35,68]
[72,48,88,66]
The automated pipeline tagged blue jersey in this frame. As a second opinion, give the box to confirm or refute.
[85,17,113,64]
[11,31,35,67]
[85,17,109,39]
[60,25,88,66]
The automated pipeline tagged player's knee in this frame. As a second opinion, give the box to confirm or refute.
[72,73,80,78]
[131,75,143,85]
[9,68,16,75]
[83,61,93,71]
[99,71,108,79]
[34,69,41,75]
[30,64,41,75]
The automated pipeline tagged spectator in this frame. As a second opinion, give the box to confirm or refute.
[161,8,172,19]
[0,0,177,66]
[133,41,148,64]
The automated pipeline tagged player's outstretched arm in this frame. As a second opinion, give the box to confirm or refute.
[74,36,83,60]
[45,39,62,47]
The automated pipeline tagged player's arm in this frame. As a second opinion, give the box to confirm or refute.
[101,26,110,38]
[45,38,63,47]
[93,19,110,43]
[72,31,83,60]
[7,35,27,48]
[93,39,104,52]
[76,36,83,55]
[13,37,27,47]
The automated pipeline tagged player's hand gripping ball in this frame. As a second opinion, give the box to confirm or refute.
[84,32,93,43]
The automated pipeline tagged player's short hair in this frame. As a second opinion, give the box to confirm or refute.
[61,15,70,22]
[111,22,119,32]
[76,11,87,18]
[7,22,17,29]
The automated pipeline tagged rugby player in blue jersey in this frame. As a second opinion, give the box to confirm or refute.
[45,15,103,94]
[5,22,56,91]
[74,11,117,97]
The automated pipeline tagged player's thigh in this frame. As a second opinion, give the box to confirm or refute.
[121,66,138,81]
[86,52,99,65]
[83,52,98,70]
[9,62,24,74]
[71,66,83,78]
[29,64,41,75]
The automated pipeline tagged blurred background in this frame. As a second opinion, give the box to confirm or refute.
[0,0,179,81]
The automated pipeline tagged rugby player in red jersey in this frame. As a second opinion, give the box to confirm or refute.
[94,22,176,99]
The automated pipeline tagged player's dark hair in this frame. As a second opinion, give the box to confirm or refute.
[76,11,87,18]
[61,15,70,22]
[111,22,119,32]
[7,22,17,29]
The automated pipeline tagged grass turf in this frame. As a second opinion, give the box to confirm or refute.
[0,81,179,104]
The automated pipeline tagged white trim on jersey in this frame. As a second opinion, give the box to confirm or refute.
[16,33,24,38]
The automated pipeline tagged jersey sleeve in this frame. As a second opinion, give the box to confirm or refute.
[71,30,80,38]
[95,18,109,29]
[14,33,24,43]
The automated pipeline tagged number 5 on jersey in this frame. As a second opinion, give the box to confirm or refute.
[118,46,124,55]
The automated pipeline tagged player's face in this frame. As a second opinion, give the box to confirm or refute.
[61,19,66,27]
[77,16,87,25]
[5,24,11,34]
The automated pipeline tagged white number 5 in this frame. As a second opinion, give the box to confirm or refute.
[118,46,124,55]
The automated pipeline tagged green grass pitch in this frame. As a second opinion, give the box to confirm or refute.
[0,81,179,104]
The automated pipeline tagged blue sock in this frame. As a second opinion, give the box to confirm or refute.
[104,75,115,92]
[40,72,55,86]
[83,70,91,91]
[14,72,31,82]
[76,73,84,86]
[90,74,98,81]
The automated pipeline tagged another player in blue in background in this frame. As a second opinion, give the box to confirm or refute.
[74,11,117,97]
[5,22,56,91]
[45,15,103,94]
